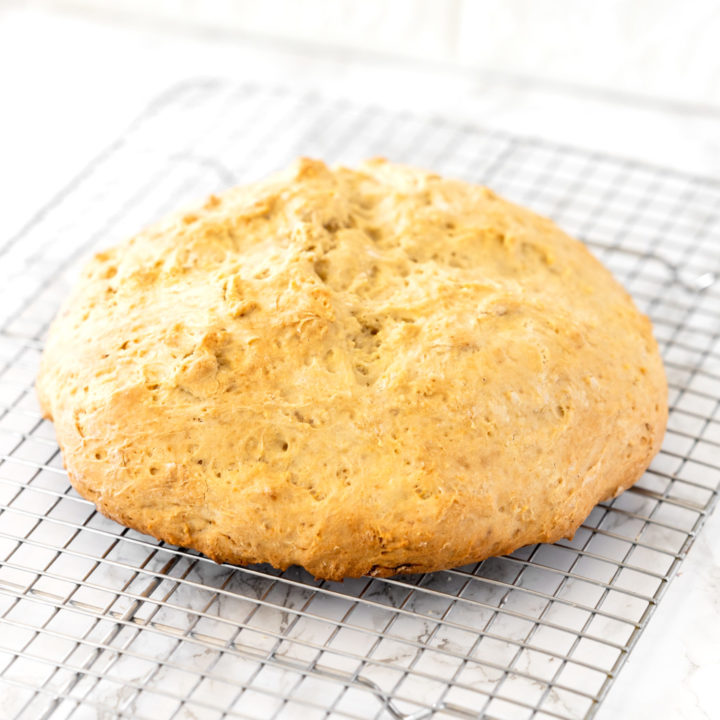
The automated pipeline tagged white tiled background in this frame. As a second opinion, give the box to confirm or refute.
[30,0,720,107]
[1,2,719,719]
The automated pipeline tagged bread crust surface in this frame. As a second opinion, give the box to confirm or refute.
[37,158,667,580]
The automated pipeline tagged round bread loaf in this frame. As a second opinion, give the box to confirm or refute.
[37,158,667,580]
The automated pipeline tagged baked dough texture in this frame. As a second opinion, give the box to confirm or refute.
[37,158,667,580]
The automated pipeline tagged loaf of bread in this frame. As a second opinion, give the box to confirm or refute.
[37,158,667,580]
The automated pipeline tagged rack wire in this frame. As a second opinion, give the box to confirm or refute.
[1,81,719,720]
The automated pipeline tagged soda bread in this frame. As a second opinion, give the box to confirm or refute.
[37,158,667,580]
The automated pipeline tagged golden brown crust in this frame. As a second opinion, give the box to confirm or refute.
[37,158,667,580]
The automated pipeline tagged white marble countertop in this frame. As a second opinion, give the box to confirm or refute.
[1,5,718,719]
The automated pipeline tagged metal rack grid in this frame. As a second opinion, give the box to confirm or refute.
[0,80,719,720]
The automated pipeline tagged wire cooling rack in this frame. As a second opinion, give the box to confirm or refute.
[1,81,719,720]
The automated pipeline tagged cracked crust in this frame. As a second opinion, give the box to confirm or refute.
[37,158,667,580]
